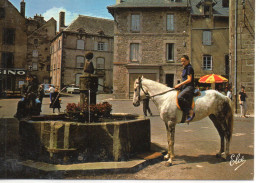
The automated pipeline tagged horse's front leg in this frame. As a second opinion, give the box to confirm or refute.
[165,121,176,166]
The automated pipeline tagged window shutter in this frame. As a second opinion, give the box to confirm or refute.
[167,15,174,31]
[104,43,108,51]
[131,15,140,31]
[77,40,84,50]
[94,41,98,50]
[203,31,211,45]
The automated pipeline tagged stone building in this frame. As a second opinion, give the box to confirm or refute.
[50,13,114,92]
[108,0,191,99]
[229,0,255,114]
[190,0,229,86]
[0,0,56,96]
[108,0,229,99]
[0,0,27,96]
[27,15,57,84]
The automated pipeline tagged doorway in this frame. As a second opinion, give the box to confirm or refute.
[165,74,174,88]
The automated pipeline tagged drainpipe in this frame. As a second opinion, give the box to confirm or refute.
[234,0,238,113]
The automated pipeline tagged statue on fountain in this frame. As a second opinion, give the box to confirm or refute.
[84,52,95,75]
[14,75,41,119]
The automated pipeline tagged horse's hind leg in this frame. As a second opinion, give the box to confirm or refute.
[209,114,225,158]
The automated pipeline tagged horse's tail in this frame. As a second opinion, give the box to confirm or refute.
[225,97,234,141]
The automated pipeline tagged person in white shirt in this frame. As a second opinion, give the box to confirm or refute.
[226,87,232,100]
[49,85,55,102]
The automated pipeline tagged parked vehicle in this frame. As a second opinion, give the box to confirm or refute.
[42,84,55,96]
[66,85,80,94]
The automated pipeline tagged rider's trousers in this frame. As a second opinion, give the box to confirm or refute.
[178,86,194,115]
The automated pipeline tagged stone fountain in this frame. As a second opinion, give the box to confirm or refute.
[19,52,151,164]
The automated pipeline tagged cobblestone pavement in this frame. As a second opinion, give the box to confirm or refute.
[0,94,255,180]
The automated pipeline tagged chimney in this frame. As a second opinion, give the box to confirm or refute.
[20,0,25,17]
[116,0,122,4]
[59,11,65,32]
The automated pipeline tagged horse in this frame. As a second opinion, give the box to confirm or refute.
[133,77,233,166]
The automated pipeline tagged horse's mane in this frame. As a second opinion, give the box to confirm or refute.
[142,78,172,90]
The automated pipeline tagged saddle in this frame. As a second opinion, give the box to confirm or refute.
[177,89,201,123]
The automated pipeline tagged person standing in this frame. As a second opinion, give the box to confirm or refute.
[49,85,55,102]
[50,88,61,113]
[143,96,152,117]
[174,55,195,122]
[38,84,45,112]
[239,86,247,118]
[226,87,232,100]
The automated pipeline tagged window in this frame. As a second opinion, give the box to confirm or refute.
[203,55,212,70]
[32,50,38,57]
[58,40,61,49]
[131,14,140,32]
[167,14,174,31]
[203,31,212,45]
[32,62,38,71]
[1,52,14,68]
[222,0,229,7]
[3,28,15,45]
[96,57,105,69]
[76,56,85,68]
[75,73,82,86]
[130,43,140,62]
[204,5,210,15]
[166,43,174,61]
[34,39,38,46]
[46,65,50,71]
[77,39,84,50]
[0,8,5,18]
[98,42,105,51]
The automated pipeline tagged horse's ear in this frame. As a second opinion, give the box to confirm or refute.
[141,75,144,79]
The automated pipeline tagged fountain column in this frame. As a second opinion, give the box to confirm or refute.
[79,52,98,106]
[79,74,98,106]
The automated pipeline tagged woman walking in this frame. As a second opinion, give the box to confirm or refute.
[50,88,61,113]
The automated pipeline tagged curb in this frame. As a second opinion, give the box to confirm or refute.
[16,152,164,178]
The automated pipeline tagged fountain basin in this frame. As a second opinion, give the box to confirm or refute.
[19,113,150,164]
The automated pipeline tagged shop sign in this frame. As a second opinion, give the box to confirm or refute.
[0,69,27,76]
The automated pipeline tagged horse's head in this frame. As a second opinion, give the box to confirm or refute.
[133,76,147,107]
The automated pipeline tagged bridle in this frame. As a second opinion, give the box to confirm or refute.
[135,77,149,101]
[135,78,177,101]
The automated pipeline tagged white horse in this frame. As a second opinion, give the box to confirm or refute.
[133,77,233,165]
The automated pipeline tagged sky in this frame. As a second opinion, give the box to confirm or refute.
[9,0,115,26]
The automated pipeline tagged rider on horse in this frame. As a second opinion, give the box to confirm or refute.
[174,55,195,122]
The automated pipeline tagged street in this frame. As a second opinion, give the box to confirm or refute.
[0,94,254,180]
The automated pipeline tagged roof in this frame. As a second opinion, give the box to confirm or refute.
[108,0,228,17]
[191,0,229,17]
[64,15,114,37]
[108,0,190,9]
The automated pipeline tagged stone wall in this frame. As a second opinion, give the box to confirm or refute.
[27,18,57,84]
[229,0,255,114]
[113,8,190,98]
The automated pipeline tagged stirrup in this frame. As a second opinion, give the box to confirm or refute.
[186,113,195,122]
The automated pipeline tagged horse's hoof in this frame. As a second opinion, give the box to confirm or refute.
[164,154,170,161]
[165,162,172,167]
[216,153,222,158]
[220,152,229,161]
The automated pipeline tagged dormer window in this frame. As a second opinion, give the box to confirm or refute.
[98,30,105,35]
[196,0,215,17]
[204,5,211,16]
